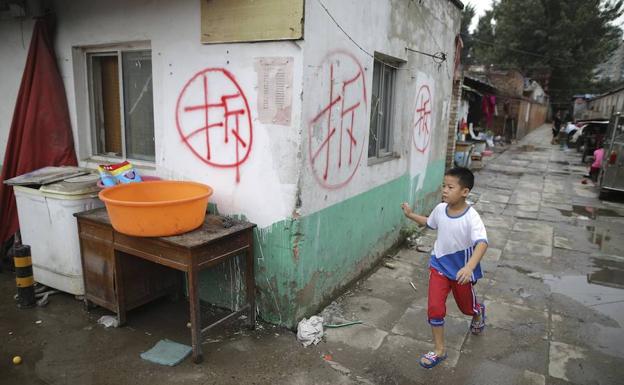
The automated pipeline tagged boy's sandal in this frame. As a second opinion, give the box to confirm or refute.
[470,304,486,335]
[419,351,447,369]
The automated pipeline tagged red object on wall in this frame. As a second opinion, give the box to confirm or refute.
[609,150,617,165]
[0,18,78,243]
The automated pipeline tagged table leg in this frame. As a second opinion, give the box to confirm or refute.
[113,250,127,326]
[83,298,96,311]
[188,267,203,363]
[245,234,256,329]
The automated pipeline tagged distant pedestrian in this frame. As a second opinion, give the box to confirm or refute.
[552,111,562,144]
[590,143,605,183]
[562,121,579,148]
[401,167,488,369]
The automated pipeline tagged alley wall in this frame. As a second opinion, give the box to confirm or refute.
[0,0,462,327]
[260,0,462,325]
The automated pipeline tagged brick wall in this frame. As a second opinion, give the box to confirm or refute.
[445,78,463,169]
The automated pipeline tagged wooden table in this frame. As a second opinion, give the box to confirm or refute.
[74,208,256,363]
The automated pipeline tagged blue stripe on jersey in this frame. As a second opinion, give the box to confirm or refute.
[429,247,483,282]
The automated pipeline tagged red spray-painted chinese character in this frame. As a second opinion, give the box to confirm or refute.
[176,68,252,183]
[413,84,432,153]
[308,51,367,189]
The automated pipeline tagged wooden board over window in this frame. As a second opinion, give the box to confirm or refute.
[201,0,303,44]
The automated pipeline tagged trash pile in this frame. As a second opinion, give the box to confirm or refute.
[296,316,324,347]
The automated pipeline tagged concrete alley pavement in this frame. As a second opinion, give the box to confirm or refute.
[2,124,624,385]
[318,124,624,385]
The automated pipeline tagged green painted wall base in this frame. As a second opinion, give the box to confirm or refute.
[198,160,445,328]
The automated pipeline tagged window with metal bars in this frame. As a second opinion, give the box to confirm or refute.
[87,49,155,162]
[368,57,398,159]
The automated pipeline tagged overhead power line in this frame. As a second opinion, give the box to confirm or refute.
[316,0,448,70]
[461,33,573,66]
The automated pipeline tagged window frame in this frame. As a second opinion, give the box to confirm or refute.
[368,54,401,162]
[84,43,155,164]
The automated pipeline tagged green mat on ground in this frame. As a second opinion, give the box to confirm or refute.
[140,339,192,366]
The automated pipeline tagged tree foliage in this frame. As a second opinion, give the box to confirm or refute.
[471,9,497,66]
[460,3,476,64]
[464,0,624,106]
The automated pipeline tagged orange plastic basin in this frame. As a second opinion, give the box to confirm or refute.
[98,181,213,237]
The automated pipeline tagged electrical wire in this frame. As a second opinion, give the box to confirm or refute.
[461,33,577,66]
[406,48,447,63]
[316,0,447,70]
[409,0,453,78]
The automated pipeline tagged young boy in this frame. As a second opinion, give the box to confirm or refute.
[401,167,488,369]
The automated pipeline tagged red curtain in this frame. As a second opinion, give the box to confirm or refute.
[0,18,78,243]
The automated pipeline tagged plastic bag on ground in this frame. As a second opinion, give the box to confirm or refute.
[97,315,119,328]
[296,315,324,347]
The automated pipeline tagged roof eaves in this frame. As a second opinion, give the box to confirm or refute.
[464,74,496,89]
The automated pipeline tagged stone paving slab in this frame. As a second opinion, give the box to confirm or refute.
[486,229,511,249]
[462,327,549,376]
[546,340,624,385]
[447,357,546,385]
[481,300,548,339]
[374,334,462,378]
[508,229,553,247]
[503,207,539,219]
[355,278,419,312]
[391,306,469,353]
[485,270,550,312]
[503,240,552,259]
[337,294,401,331]
[324,324,388,351]
[480,191,512,204]
[474,201,507,215]
[481,214,515,229]
[512,220,555,236]
[537,207,579,225]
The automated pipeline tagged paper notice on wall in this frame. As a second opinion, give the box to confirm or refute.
[255,57,293,126]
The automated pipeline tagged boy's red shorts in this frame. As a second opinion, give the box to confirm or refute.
[428,267,482,326]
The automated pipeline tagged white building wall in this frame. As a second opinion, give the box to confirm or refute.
[299,0,460,215]
[47,0,303,228]
[1,0,461,223]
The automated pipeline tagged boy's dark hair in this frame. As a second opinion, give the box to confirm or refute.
[445,167,474,190]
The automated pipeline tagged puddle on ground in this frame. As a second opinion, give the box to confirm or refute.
[543,274,624,325]
[585,225,624,258]
[555,205,622,220]
[539,257,624,324]
[588,257,624,289]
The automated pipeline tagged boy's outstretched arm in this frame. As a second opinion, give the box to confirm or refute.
[456,242,488,284]
[401,202,428,226]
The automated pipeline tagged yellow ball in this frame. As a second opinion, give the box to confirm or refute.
[12,356,22,365]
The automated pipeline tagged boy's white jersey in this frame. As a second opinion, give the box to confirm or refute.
[426,202,488,282]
